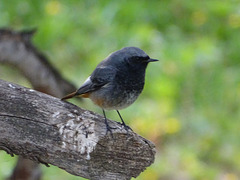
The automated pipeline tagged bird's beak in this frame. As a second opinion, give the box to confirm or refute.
[147,58,159,62]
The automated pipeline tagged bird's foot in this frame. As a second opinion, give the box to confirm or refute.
[117,122,133,132]
[105,122,117,138]
[115,110,132,133]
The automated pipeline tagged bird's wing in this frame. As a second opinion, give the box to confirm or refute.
[76,66,116,95]
[61,66,116,100]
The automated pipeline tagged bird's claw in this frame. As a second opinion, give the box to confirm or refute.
[105,123,117,138]
[117,122,133,132]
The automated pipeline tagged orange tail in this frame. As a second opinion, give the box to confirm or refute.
[61,91,77,100]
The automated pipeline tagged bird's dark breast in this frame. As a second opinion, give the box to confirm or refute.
[103,68,145,109]
[89,65,146,110]
[115,66,146,91]
[116,76,144,94]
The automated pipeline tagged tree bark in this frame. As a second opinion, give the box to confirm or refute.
[0,79,156,180]
[6,157,41,180]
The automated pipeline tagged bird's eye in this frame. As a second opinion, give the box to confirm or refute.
[144,56,150,60]
[132,56,142,63]
[136,56,149,62]
[128,56,149,64]
[136,56,143,60]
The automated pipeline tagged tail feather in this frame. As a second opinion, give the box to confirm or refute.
[61,91,77,100]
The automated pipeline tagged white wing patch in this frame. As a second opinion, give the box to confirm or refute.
[82,76,92,86]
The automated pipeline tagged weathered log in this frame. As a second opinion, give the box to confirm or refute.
[0,79,156,180]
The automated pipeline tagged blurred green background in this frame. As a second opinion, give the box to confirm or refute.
[0,0,240,179]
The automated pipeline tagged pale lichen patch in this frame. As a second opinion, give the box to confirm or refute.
[8,84,16,89]
[67,113,75,118]
[52,112,60,118]
[82,111,96,119]
[57,115,98,160]
[62,141,66,149]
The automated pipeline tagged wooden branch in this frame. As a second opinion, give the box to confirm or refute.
[0,28,76,97]
[0,79,155,180]
[7,156,41,180]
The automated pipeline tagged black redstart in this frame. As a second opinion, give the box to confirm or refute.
[62,47,158,135]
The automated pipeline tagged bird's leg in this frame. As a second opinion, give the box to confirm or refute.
[102,109,115,138]
[116,110,132,132]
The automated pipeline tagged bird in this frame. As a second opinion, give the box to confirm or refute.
[61,47,158,135]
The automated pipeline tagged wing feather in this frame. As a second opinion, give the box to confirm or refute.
[76,66,116,95]
[61,65,116,100]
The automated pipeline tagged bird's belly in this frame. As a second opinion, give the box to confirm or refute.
[89,89,141,110]
[111,90,140,110]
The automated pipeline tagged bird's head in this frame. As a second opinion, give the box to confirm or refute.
[112,47,158,66]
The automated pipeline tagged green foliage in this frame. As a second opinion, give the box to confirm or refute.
[0,0,240,179]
